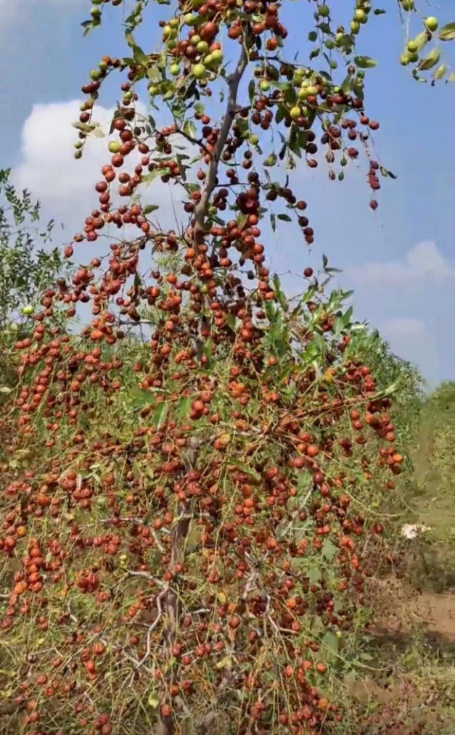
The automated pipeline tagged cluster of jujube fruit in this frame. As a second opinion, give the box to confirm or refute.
[0,2,409,735]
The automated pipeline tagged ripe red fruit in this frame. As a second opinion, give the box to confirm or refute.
[307,444,320,457]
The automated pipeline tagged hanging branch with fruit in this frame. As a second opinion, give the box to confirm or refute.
[0,2,453,735]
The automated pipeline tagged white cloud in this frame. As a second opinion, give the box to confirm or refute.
[13,100,186,238]
[346,241,453,290]
[14,100,115,222]
[381,317,438,380]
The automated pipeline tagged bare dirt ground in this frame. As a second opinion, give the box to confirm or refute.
[349,577,455,735]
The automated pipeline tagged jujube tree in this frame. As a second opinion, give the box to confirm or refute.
[0,1,453,734]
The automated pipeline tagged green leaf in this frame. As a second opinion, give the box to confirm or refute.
[176,396,191,419]
[270,213,276,232]
[379,379,400,398]
[288,128,302,158]
[275,104,286,124]
[147,66,160,82]
[224,314,237,331]
[248,79,256,103]
[354,56,378,69]
[341,306,353,327]
[153,402,168,429]
[143,204,160,215]
[263,153,277,166]
[273,274,288,310]
[340,75,352,94]
[321,631,340,661]
[418,48,440,70]
[72,121,97,134]
[147,691,160,709]
[141,168,169,185]
[307,567,321,584]
[322,538,337,560]
[183,119,197,139]
[433,64,448,80]
[373,8,386,14]
[132,45,149,66]
[277,214,292,222]
[413,31,431,52]
[439,22,455,41]
[379,166,397,179]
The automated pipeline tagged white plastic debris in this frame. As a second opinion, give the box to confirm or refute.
[401,523,431,540]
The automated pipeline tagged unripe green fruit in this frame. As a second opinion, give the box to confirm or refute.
[193,63,206,79]
[108,141,121,153]
[22,305,34,315]
[169,18,179,28]
[211,49,223,63]
[191,35,201,45]
[354,9,366,21]
[148,85,160,95]
[170,63,180,76]
[297,88,308,100]
[204,54,214,65]
[350,20,360,33]
[408,51,419,62]
[184,13,198,26]
[407,40,418,52]
[163,89,174,100]
[401,0,414,10]
[317,5,330,17]
[259,79,270,91]
[424,16,438,31]
[300,84,318,96]
[289,106,302,120]
[196,40,209,53]
[400,53,410,65]
[90,69,102,80]
[163,25,172,38]
[90,7,101,17]
[249,133,259,144]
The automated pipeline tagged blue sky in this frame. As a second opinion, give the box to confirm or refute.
[0,0,454,385]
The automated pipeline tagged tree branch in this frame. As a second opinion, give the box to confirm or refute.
[193,34,252,245]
